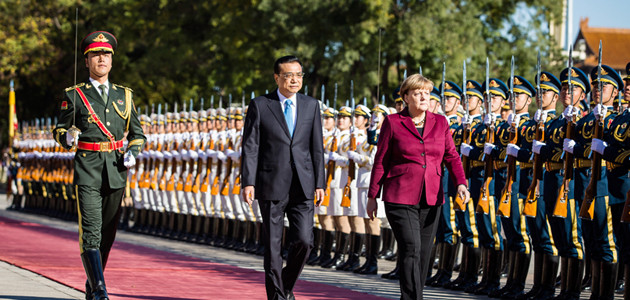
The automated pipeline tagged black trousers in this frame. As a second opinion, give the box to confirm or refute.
[385,200,441,300]
[76,184,124,267]
[258,171,314,300]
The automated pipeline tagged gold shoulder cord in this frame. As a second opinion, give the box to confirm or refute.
[112,85,133,131]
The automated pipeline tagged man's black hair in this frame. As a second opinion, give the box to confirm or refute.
[274,56,302,74]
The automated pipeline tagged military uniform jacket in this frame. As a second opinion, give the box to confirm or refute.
[601,109,630,204]
[53,80,146,189]
[539,112,576,163]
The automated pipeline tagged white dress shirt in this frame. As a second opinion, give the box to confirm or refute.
[89,77,110,97]
[277,90,297,130]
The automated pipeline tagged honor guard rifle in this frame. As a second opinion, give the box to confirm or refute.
[342,81,355,207]
[498,56,517,218]
[211,96,224,196]
[524,51,544,217]
[580,40,604,220]
[477,58,494,215]
[454,60,469,212]
[441,62,446,114]
[553,46,576,218]
[323,83,339,206]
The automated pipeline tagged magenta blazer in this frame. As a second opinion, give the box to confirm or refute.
[368,108,467,206]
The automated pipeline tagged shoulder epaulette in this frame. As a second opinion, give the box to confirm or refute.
[113,84,133,92]
[65,82,85,92]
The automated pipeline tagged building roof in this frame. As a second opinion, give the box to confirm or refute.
[574,18,630,71]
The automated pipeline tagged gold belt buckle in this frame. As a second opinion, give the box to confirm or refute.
[100,141,111,152]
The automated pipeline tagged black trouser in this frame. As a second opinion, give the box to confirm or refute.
[258,171,313,300]
[385,200,441,300]
[76,184,124,265]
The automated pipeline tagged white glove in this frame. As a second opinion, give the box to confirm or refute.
[483,143,495,155]
[461,143,473,157]
[217,151,227,162]
[507,113,520,126]
[462,114,473,126]
[593,104,607,119]
[65,131,79,147]
[506,144,520,157]
[163,151,173,160]
[197,150,207,161]
[228,150,240,161]
[123,152,136,168]
[347,150,361,162]
[182,132,190,140]
[563,138,576,154]
[532,140,546,154]
[534,110,547,123]
[369,116,379,131]
[484,114,496,125]
[591,138,608,155]
[562,105,574,119]
[154,151,164,161]
[207,149,217,159]
[188,149,198,160]
[181,149,190,160]
[328,152,348,166]
[225,149,235,157]
[324,152,330,164]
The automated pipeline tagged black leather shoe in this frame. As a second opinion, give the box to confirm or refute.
[284,290,295,300]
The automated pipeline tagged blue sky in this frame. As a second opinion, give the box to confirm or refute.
[572,0,630,39]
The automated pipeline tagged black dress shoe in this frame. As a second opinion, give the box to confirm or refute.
[285,290,295,300]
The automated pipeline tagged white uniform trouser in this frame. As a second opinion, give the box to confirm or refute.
[132,187,144,210]
[357,187,385,219]
[227,171,245,221]
[140,188,151,210]
[177,188,188,215]
[329,187,344,216]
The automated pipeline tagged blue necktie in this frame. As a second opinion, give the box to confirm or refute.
[284,99,294,136]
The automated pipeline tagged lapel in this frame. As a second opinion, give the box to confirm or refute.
[399,108,422,140]
[293,93,306,137]
[83,80,107,108]
[266,90,292,139]
[422,111,436,139]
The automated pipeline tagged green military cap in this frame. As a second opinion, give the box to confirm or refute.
[81,31,117,56]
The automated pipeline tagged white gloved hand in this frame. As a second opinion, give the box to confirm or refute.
[181,149,190,160]
[462,114,473,126]
[534,109,547,123]
[483,142,495,155]
[563,138,576,154]
[484,114,496,125]
[155,151,164,161]
[507,113,520,126]
[532,140,546,154]
[188,149,198,160]
[591,138,608,155]
[562,105,574,119]
[207,149,217,159]
[328,152,348,165]
[197,150,207,161]
[163,151,173,160]
[369,116,379,131]
[182,132,190,140]
[65,132,79,147]
[225,149,235,157]
[461,143,473,157]
[217,151,227,162]
[228,150,240,161]
[347,150,361,162]
[123,152,136,168]
[324,152,330,164]
[593,104,607,119]
[506,144,520,157]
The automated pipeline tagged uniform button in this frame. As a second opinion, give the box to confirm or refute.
[106,109,110,113]
[421,152,425,157]
[422,165,426,168]
[420,140,424,144]
[82,153,86,157]
[107,122,110,126]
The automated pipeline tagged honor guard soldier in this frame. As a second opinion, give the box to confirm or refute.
[448,79,483,291]
[522,71,561,299]
[575,65,624,300]
[464,78,508,295]
[428,80,462,287]
[491,75,536,298]
[53,31,146,300]
[350,104,389,275]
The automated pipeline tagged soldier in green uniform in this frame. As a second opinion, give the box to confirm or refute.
[53,31,146,300]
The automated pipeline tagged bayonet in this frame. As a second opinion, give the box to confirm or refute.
[363,97,367,107]
[597,40,603,109]
[350,80,354,104]
[381,94,385,106]
[419,65,423,76]
[321,84,325,103]
[210,95,214,109]
[463,60,468,121]
[403,69,407,80]
[200,98,204,110]
[334,83,338,109]
[305,85,308,96]
[189,98,193,113]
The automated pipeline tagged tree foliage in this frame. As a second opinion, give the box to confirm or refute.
[1,0,564,144]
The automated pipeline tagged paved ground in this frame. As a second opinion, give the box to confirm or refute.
[0,193,600,299]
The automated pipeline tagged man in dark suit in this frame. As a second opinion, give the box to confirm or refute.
[241,56,325,300]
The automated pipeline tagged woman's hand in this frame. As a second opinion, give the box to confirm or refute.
[367,197,378,220]
[457,184,470,204]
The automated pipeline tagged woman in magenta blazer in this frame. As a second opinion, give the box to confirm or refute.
[367,74,470,300]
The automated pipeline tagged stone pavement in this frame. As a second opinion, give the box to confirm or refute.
[0,193,597,299]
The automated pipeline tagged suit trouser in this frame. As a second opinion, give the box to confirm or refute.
[258,171,314,300]
[385,199,441,300]
[76,184,124,267]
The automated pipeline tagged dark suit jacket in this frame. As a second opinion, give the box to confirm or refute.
[53,80,146,189]
[368,108,466,206]
[241,90,325,200]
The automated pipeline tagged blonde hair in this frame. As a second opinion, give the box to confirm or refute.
[400,74,434,97]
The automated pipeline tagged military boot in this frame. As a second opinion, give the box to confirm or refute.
[379,228,396,260]
[340,233,364,272]
[535,254,559,300]
[598,261,618,300]
[432,241,458,287]
[356,234,380,275]
[624,264,629,300]
[560,257,583,300]
[314,230,335,266]
[501,251,531,299]
[473,248,502,295]
[489,250,515,298]
[517,251,544,299]
[81,249,109,300]
[589,260,601,300]
[322,232,349,269]
[445,245,468,289]
[464,247,487,293]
